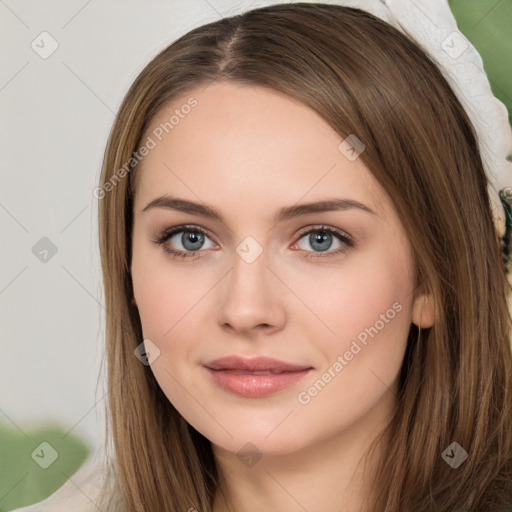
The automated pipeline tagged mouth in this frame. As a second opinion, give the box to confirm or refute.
[204,355,312,372]
[203,356,313,398]
[213,369,299,375]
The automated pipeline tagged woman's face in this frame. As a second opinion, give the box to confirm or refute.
[130,81,433,457]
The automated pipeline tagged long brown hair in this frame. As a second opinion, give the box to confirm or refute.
[95,3,512,511]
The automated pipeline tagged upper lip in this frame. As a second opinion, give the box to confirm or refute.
[204,356,312,372]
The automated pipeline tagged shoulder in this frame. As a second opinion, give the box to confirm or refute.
[9,450,109,512]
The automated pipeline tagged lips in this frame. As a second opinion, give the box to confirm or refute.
[203,356,313,398]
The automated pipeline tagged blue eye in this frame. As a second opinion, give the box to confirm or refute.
[151,224,355,260]
[294,226,354,259]
[152,225,214,259]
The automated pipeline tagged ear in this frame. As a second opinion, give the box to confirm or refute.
[411,282,435,328]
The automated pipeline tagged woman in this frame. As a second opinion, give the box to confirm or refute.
[13,1,512,511]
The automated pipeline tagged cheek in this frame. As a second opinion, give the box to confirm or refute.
[287,247,414,347]
[291,259,413,439]
[131,253,205,406]
[131,238,209,341]
[290,245,414,404]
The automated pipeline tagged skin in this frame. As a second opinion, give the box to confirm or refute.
[130,81,435,512]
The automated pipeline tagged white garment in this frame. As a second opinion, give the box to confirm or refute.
[9,450,107,512]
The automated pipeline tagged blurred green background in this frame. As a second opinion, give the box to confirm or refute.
[0,422,90,510]
[1,1,511,511]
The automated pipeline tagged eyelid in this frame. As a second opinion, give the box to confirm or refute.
[294,224,354,243]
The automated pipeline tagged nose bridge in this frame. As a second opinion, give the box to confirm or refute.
[216,236,285,332]
[232,240,269,293]
[230,239,272,309]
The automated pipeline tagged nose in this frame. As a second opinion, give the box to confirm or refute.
[216,247,287,336]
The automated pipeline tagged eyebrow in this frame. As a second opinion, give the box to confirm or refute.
[141,195,377,223]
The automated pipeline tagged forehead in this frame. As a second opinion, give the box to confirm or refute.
[134,81,388,219]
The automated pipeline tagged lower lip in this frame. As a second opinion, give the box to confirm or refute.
[204,367,312,398]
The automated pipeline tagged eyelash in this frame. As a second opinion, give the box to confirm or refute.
[151,224,355,260]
